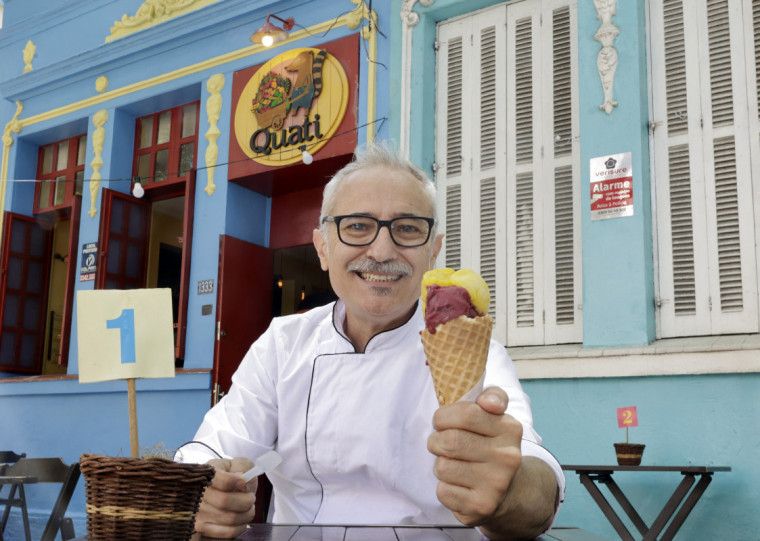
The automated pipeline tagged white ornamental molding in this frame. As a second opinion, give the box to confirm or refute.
[399,0,435,157]
[594,0,619,114]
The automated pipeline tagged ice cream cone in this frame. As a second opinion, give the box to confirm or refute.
[421,314,493,405]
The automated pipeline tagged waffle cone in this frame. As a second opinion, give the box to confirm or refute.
[421,314,493,405]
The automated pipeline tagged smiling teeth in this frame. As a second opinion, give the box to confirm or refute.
[360,273,401,282]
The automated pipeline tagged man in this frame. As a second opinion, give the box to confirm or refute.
[179,144,565,540]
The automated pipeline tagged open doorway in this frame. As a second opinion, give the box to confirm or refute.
[272,244,335,316]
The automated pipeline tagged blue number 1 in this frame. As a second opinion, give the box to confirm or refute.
[106,309,136,364]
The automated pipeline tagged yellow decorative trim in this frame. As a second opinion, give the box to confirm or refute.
[106,0,221,42]
[0,101,24,241]
[95,76,109,93]
[10,2,380,157]
[204,73,224,196]
[88,110,109,218]
[23,41,36,73]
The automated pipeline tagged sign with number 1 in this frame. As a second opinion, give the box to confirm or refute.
[77,289,175,383]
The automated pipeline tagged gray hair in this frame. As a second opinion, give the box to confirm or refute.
[319,142,438,238]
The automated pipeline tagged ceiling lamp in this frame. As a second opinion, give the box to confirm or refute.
[250,14,295,47]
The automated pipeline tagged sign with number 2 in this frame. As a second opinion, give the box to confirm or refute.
[617,406,638,428]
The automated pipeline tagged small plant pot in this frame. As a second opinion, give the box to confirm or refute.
[614,443,645,466]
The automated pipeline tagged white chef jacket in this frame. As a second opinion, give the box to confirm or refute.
[179,300,565,525]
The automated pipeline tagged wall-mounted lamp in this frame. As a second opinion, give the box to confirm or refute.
[251,14,295,47]
[299,145,313,165]
[132,177,145,198]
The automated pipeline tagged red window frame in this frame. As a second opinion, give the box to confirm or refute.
[132,101,200,195]
[34,134,87,213]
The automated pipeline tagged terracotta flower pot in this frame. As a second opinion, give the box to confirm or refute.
[614,443,645,466]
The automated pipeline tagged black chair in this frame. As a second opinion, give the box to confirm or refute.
[0,451,25,466]
[0,457,80,541]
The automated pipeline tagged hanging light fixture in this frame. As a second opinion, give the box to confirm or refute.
[299,145,313,165]
[132,177,145,198]
[250,14,295,47]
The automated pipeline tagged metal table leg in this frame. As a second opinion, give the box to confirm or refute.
[642,473,695,541]
[598,475,650,536]
[659,474,713,541]
[579,473,635,541]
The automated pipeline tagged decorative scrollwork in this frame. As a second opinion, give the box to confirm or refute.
[107,0,220,42]
[594,0,619,114]
[204,74,225,196]
[401,0,435,26]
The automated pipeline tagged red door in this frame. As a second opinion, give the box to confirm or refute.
[175,170,196,360]
[0,213,53,373]
[97,189,150,290]
[212,235,273,400]
[56,196,82,367]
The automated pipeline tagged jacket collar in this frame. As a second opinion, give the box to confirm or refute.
[331,299,423,353]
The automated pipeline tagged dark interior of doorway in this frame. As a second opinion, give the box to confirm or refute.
[272,244,335,317]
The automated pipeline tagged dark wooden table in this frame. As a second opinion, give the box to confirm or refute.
[187,524,608,541]
[562,465,731,541]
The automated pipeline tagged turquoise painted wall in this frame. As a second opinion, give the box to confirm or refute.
[524,374,760,540]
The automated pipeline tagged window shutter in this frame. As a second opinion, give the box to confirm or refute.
[436,6,509,344]
[436,0,579,347]
[506,0,580,346]
[651,0,759,337]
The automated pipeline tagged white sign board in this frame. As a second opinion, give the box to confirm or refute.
[590,152,633,220]
[77,289,175,383]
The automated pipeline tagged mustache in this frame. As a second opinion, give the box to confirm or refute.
[347,260,413,276]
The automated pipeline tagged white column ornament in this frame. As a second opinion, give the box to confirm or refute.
[593,0,619,114]
[399,0,435,157]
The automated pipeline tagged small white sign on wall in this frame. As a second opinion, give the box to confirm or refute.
[590,152,633,221]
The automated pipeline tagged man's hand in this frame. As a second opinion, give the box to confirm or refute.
[194,457,257,539]
[427,387,557,540]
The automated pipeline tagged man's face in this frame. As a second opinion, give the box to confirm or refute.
[313,165,443,334]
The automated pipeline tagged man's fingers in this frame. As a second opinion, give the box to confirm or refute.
[476,387,508,415]
[228,456,255,474]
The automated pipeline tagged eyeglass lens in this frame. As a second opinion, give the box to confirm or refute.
[337,216,431,246]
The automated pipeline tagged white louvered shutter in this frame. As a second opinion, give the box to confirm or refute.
[504,0,581,346]
[650,0,759,337]
[436,0,580,347]
[436,5,509,344]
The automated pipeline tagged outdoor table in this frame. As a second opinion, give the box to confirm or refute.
[562,465,731,541]
[189,524,608,540]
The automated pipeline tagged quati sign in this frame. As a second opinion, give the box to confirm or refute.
[233,47,350,167]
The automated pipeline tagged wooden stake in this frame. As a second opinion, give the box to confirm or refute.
[127,378,139,458]
[626,426,629,444]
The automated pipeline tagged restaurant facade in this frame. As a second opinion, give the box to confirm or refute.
[0,0,757,538]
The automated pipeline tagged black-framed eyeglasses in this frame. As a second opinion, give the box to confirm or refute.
[322,214,436,247]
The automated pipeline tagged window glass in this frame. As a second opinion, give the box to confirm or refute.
[179,143,194,177]
[75,171,84,197]
[3,294,19,321]
[107,239,121,273]
[56,140,69,171]
[154,149,168,182]
[23,298,39,329]
[110,199,124,233]
[139,117,154,149]
[30,226,45,257]
[39,181,51,208]
[41,145,53,175]
[157,110,172,145]
[182,104,197,137]
[19,335,36,365]
[0,334,15,364]
[77,135,87,165]
[54,176,66,206]
[10,223,26,252]
[126,244,140,278]
[137,154,150,182]
[26,261,42,294]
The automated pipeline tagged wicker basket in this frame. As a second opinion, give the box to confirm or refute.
[79,453,215,540]
[614,443,646,466]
